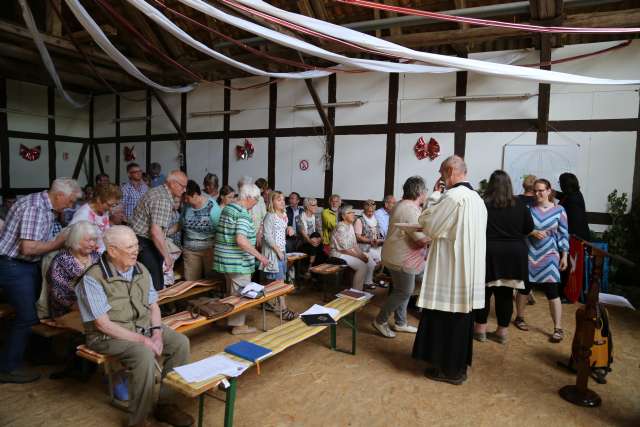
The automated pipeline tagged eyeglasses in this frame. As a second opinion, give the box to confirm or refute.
[173,181,187,190]
[113,244,139,254]
[129,169,142,174]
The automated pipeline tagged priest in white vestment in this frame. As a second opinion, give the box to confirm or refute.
[412,155,487,385]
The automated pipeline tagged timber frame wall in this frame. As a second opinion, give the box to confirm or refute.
[1,60,639,225]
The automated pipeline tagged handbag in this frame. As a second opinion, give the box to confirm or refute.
[187,297,234,319]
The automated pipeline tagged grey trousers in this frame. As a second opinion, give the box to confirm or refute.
[90,326,190,425]
[376,269,419,326]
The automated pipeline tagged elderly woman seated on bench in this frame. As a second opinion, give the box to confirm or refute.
[330,205,377,291]
[75,225,193,427]
[46,221,100,329]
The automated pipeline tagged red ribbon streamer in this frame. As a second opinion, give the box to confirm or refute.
[337,0,640,34]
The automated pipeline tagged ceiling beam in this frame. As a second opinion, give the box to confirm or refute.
[0,19,164,75]
[384,8,640,48]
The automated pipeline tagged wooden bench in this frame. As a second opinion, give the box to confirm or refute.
[157,278,225,306]
[310,263,350,300]
[164,295,371,427]
[75,281,294,411]
[173,282,295,334]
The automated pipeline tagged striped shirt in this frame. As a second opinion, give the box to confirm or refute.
[212,203,256,274]
[0,191,55,262]
[120,181,148,220]
[75,266,157,322]
[129,184,173,238]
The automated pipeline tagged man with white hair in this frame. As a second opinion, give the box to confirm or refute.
[374,194,396,239]
[130,170,188,290]
[0,178,81,383]
[413,155,487,385]
[75,226,192,427]
[213,183,269,334]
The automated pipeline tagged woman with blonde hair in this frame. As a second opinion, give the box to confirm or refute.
[260,191,297,320]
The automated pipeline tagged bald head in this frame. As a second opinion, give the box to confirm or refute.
[103,225,137,248]
[166,170,188,198]
[440,155,468,188]
[104,226,139,270]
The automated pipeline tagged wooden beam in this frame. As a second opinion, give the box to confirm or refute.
[180,92,187,173]
[48,86,56,184]
[634,92,640,207]
[0,78,9,193]
[0,19,163,75]
[384,73,399,197]
[304,79,334,136]
[222,80,231,186]
[151,90,186,140]
[68,25,117,43]
[0,56,105,92]
[146,89,151,174]
[385,9,640,48]
[268,79,277,188]
[72,142,90,180]
[323,74,336,200]
[0,41,141,88]
[46,0,62,37]
[454,67,468,156]
[537,34,552,145]
[115,94,121,184]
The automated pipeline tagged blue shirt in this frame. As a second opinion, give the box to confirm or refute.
[374,207,390,239]
[75,266,157,322]
[150,174,166,188]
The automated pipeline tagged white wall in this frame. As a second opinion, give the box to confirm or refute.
[3,41,637,219]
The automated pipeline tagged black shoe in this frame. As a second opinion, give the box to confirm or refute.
[424,367,466,385]
[0,369,41,384]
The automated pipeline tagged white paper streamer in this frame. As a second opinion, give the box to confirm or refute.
[64,0,195,93]
[19,0,90,108]
[233,0,640,85]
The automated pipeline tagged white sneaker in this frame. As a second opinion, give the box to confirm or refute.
[372,321,396,338]
[392,323,418,333]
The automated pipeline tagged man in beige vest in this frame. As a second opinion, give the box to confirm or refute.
[75,226,193,427]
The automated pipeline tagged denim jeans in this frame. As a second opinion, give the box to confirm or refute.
[0,256,41,373]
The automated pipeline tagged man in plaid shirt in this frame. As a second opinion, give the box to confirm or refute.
[131,170,188,291]
[0,178,82,384]
[120,163,148,221]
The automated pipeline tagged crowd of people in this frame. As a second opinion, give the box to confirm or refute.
[0,155,590,426]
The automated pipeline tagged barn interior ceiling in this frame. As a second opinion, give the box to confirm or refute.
[1,0,639,94]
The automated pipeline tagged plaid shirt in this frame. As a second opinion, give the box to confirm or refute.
[120,181,148,220]
[130,184,174,238]
[0,191,55,262]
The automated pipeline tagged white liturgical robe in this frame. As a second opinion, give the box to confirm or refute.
[417,184,487,313]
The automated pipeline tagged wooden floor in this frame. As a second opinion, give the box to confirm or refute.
[1,285,639,427]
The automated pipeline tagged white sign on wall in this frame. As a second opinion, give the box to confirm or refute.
[503,144,579,190]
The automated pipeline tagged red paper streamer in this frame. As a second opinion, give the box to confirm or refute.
[337,0,640,34]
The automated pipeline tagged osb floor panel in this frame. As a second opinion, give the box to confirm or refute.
[1,287,639,427]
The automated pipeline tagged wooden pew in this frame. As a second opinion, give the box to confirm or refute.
[309,263,349,300]
[164,295,371,427]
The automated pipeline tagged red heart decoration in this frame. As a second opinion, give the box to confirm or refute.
[124,146,136,161]
[20,144,41,161]
[426,137,440,160]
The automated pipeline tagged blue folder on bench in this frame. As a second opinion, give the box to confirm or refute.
[225,341,272,363]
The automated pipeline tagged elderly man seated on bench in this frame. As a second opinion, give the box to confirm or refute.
[75,225,193,427]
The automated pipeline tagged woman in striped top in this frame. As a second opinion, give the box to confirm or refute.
[514,178,569,343]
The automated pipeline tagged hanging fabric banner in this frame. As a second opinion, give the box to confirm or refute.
[65,0,195,93]
[19,0,89,108]
[230,0,640,85]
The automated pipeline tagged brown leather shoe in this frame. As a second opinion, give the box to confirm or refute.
[154,404,194,427]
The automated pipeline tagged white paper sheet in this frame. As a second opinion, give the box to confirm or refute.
[241,282,265,298]
[599,293,635,310]
[174,354,250,383]
[300,304,340,320]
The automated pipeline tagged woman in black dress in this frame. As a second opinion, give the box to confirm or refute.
[557,172,590,301]
[474,170,534,344]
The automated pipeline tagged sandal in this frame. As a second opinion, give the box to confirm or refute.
[513,317,529,331]
[550,328,564,343]
[280,308,298,321]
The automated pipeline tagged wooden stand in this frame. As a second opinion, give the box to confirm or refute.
[558,242,606,407]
